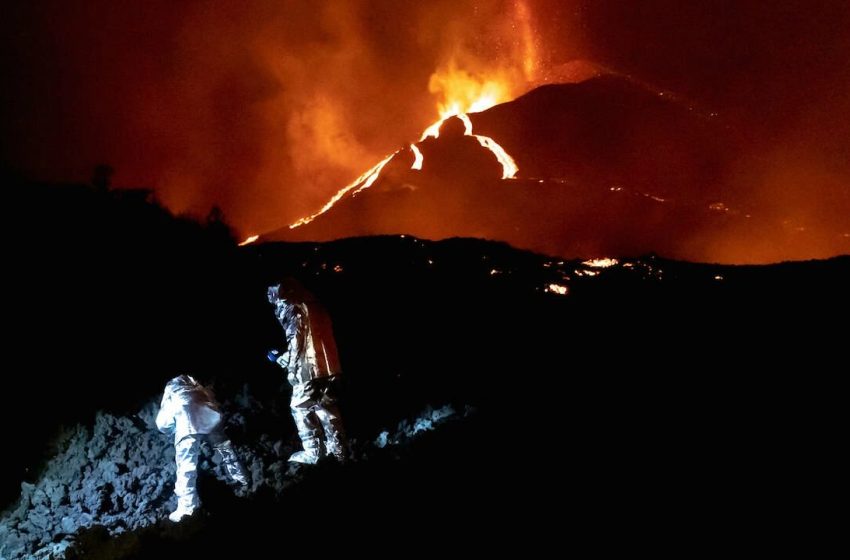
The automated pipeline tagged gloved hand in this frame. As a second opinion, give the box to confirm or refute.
[268,349,290,369]
[302,379,321,401]
[159,423,176,436]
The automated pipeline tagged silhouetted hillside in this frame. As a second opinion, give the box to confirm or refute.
[474,75,731,199]
[3,174,268,508]
[2,176,847,557]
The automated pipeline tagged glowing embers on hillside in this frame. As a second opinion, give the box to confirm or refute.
[546,283,569,295]
[582,258,619,268]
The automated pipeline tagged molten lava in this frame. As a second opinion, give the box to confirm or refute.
[546,283,569,295]
[410,144,423,171]
[290,0,539,230]
[582,258,619,268]
[290,151,399,228]
[420,111,518,179]
[291,72,521,228]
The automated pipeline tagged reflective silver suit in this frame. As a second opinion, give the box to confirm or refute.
[271,286,348,463]
[156,375,247,521]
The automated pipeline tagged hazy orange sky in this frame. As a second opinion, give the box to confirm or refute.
[2,1,848,244]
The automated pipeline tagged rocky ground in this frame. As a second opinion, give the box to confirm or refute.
[3,180,846,557]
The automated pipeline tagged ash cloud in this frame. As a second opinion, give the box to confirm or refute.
[2,1,847,257]
[1,1,564,236]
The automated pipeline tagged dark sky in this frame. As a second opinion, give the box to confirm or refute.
[2,1,848,240]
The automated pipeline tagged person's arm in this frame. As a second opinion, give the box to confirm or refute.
[284,305,307,367]
[273,304,306,369]
[155,390,176,434]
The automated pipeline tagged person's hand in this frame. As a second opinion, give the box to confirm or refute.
[269,349,291,369]
[160,423,176,436]
[303,379,322,401]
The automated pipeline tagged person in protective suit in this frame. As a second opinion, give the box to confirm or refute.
[156,374,248,522]
[267,278,349,464]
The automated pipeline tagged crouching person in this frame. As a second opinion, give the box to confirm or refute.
[156,374,248,522]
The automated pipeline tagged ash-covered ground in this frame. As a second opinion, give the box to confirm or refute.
[1,177,847,557]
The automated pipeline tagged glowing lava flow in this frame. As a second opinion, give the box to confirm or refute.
[286,0,541,231]
[410,144,423,170]
[290,102,519,229]
[418,112,518,179]
[289,151,398,228]
[471,134,518,179]
[582,258,619,268]
[292,71,521,228]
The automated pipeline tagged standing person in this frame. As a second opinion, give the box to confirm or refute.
[156,374,248,522]
[267,278,349,464]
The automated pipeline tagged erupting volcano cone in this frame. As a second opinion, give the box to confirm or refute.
[266,75,848,263]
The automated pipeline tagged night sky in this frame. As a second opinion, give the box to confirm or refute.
[2,1,848,247]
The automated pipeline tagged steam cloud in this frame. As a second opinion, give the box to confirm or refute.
[1,1,847,259]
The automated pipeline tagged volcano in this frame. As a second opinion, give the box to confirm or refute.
[263,75,849,263]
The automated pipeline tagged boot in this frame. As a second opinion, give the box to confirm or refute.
[171,436,200,522]
[289,406,325,464]
[323,434,349,462]
[316,403,349,462]
[288,436,324,464]
[168,504,196,522]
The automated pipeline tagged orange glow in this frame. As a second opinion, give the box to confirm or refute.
[421,63,513,141]
[17,2,848,265]
[472,135,518,179]
[287,1,540,229]
[290,151,399,228]
[456,114,474,136]
[238,234,259,246]
[410,144,423,170]
[417,82,519,179]
[516,0,539,80]
[582,258,619,268]
[352,152,398,195]
[293,63,521,227]
[418,58,516,141]
[546,283,569,295]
